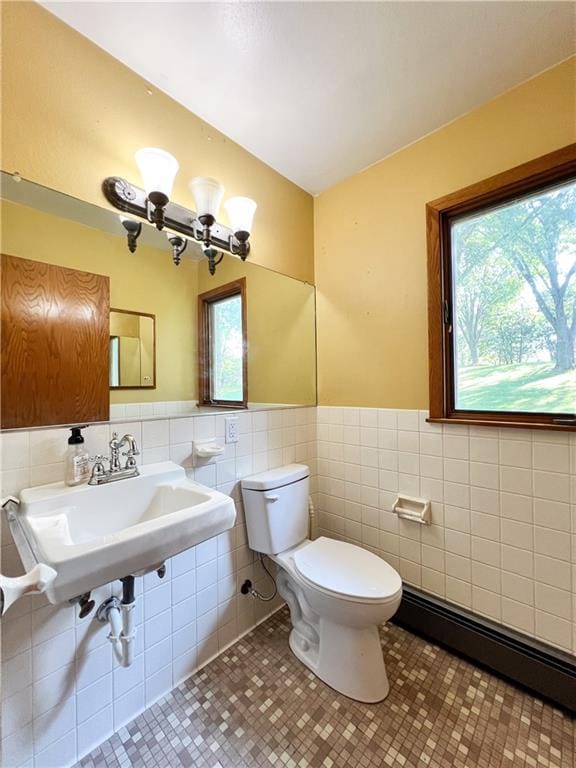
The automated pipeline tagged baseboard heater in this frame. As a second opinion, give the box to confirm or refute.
[392,586,576,713]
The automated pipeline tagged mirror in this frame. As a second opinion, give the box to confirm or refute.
[109,309,156,389]
[0,172,316,428]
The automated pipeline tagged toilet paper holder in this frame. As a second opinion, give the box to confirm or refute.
[392,495,431,525]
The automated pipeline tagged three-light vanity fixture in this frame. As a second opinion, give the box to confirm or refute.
[104,147,257,274]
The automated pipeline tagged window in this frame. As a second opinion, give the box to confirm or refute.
[427,144,576,431]
[198,278,247,407]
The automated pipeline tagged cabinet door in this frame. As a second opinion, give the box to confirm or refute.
[1,253,110,428]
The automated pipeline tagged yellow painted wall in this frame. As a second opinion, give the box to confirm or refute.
[1,199,199,404]
[0,2,314,284]
[315,58,576,408]
[118,337,142,389]
[198,257,316,405]
[110,312,140,338]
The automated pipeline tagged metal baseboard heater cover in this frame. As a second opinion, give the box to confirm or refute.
[393,586,576,714]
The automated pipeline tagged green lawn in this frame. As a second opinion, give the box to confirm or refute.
[457,362,575,413]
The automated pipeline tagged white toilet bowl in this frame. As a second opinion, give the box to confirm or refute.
[273,537,402,703]
[241,464,403,704]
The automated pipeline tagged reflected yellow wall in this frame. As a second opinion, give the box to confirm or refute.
[1,199,198,404]
[198,257,316,405]
[118,337,141,389]
[110,312,140,338]
[0,2,314,284]
[314,58,576,408]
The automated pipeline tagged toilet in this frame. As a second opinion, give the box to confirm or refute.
[241,463,402,703]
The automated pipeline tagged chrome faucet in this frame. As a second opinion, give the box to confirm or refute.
[88,433,140,485]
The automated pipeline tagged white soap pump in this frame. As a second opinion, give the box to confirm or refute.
[65,425,90,486]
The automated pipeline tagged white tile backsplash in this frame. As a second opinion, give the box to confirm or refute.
[315,406,576,660]
[1,406,315,767]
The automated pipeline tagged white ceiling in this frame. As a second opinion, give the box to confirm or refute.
[42,1,574,194]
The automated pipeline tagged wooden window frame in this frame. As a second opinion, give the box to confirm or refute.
[198,278,248,409]
[427,143,576,432]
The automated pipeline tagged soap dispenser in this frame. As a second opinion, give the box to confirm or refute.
[65,426,90,486]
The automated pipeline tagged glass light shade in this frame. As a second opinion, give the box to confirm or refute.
[189,177,225,220]
[134,147,179,198]
[224,196,257,235]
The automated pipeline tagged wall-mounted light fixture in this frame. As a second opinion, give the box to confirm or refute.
[134,148,179,230]
[166,233,188,266]
[119,216,142,253]
[103,148,257,275]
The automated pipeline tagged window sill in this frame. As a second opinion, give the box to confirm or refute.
[427,417,575,432]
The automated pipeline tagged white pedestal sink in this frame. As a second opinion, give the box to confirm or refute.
[7,462,236,604]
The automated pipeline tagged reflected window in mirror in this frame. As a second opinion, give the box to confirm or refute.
[199,279,247,408]
[109,309,156,389]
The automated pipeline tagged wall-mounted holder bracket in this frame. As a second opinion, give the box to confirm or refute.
[1,497,58,616]
[393,495,431,525]
[0,563,57,617]
[193,440,225,462]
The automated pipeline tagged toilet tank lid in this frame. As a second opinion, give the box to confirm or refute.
[241,464,309,491]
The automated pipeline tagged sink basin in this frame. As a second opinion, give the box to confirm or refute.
[7,462,236,603]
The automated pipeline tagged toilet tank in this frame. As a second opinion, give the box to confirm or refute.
[241,464,310,555]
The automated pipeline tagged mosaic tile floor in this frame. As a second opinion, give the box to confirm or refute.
[78,608,575,768]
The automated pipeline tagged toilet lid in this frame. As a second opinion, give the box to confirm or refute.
[294,537,402,601]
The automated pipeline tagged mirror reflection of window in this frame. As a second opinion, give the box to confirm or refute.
[211,294,244,402]
[109,336,120,387]
[109,309,156,389]
[199,279,247,407]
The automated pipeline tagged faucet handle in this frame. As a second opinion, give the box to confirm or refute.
[88,455,109,484]
[122,452,138,470]
[89,454,109,463]
[88,453,110,472]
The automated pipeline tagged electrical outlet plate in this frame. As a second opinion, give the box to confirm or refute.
[225,416,239,444]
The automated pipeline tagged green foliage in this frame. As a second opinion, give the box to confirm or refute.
[212,296,243,401]
[454,181,575,363]
[453,179,575,411]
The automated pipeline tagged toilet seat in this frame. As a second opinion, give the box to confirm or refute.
[293,537,402,603]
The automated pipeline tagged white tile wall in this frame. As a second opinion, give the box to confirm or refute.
[316,406,576,658]
[0,407,316,768]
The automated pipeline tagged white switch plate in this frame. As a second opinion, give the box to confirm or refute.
[225,416,239,444]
